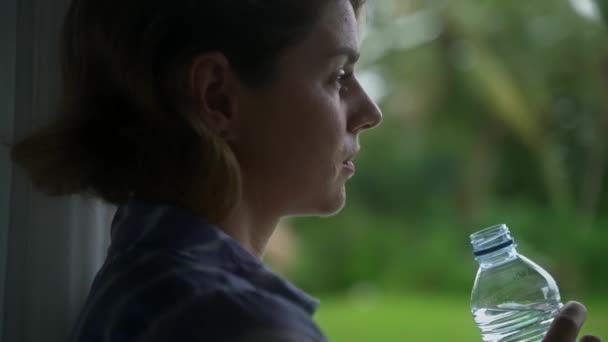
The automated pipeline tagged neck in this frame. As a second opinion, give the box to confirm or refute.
[216,194,280,259]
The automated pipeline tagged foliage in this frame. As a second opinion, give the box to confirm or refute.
[287,0,608,297]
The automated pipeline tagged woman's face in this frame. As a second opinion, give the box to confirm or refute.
[232,0,382,218]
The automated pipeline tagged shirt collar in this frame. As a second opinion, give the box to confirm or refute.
[109,198,320,315]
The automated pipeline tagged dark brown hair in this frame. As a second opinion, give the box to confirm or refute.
[11,0,366,221]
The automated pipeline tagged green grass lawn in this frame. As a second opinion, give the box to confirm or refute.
[315,293,608,341]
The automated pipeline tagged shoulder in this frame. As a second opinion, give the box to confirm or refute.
[75,253,324,342]
[136,287,325,342]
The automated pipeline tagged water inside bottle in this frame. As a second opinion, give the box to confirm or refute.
[472,302,562,342]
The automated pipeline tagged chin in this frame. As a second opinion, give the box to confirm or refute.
[312,186,347,217]
[287,184,347,218]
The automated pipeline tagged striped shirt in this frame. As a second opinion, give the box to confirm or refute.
[69,199,327,342]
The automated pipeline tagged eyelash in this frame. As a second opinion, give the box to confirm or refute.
[333,69,354,90]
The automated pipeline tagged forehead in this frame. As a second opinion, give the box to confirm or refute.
[315,0,360,48]
[289,0,361,61]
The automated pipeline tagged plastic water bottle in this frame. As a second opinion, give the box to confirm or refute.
[470,224,563,342]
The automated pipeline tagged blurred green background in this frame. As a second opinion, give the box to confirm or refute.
[265,0,608,340]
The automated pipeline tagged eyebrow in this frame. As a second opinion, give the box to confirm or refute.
[328,46,361,64]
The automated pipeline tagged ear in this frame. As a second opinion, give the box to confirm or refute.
[188,52,240,140]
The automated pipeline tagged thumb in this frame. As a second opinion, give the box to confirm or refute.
[543,301,587,342]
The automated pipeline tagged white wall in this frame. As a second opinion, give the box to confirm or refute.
[1,0,114,341]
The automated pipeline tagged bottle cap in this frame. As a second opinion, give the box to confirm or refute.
[470,224,515,257]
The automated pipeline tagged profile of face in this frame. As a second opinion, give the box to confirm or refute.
[232,0,383,218]
[191,0,382,220]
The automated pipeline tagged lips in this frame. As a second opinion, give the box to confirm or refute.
[342,146,359,174]
[342,160,356,173]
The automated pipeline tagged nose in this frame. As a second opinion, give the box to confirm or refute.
[347,79,383,134]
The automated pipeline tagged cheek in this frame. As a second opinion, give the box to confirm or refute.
[293,84,344,137]
[257,82,343,149]
[284,86,344,158]
[234,82,345,192]
[284,92,346,194]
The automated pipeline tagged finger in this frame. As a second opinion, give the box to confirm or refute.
[543,301,587,342]
[580,335,602,342]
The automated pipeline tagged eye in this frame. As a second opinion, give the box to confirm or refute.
[332,69,354,91]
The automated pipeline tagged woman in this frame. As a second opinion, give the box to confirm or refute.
[11,0,601,341]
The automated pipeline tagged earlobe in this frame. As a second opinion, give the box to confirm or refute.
[188,52,239,140]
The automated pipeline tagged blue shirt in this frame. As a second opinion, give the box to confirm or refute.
[69,199,327,342]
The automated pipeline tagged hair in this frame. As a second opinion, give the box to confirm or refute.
[11,0,366,221]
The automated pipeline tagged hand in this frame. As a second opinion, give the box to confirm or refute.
[543,301,602,342]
